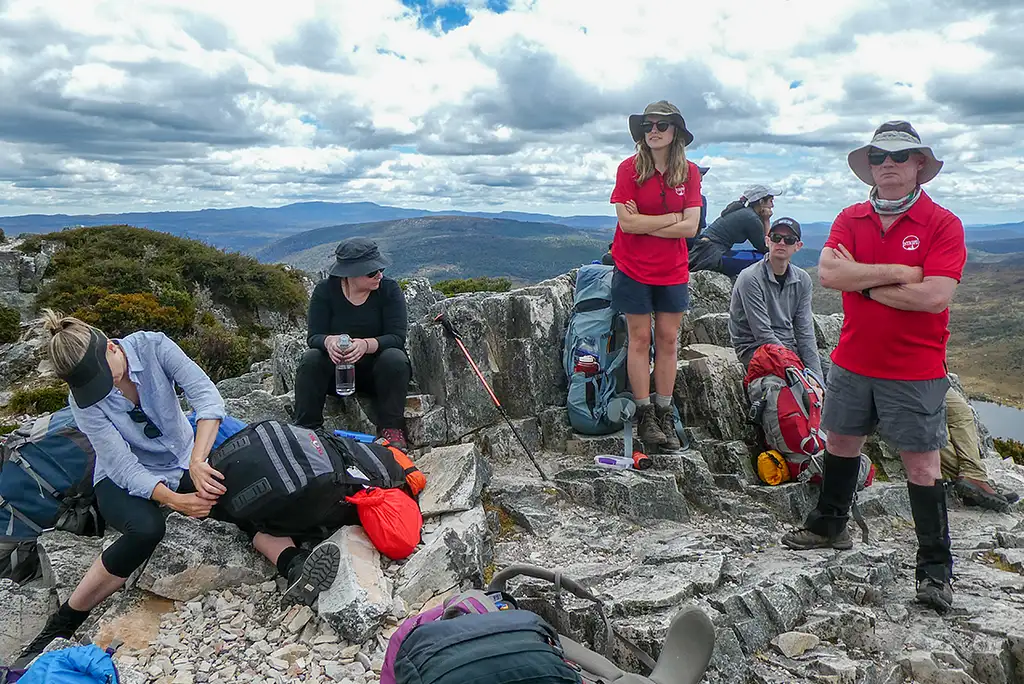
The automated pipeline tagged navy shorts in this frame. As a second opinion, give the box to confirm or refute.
[611,268,690,314]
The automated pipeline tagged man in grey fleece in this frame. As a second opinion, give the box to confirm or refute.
[728,217,823,382]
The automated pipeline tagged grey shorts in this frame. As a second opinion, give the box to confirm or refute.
[821,363,949,452]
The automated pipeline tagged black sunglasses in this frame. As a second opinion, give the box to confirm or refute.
[127,406,162,439]
[867,149,913,166]
[769,233,799,245]
[365,268,384,278]
[640,121,673,134]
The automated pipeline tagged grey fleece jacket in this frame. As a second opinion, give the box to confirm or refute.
[728,256,823,379]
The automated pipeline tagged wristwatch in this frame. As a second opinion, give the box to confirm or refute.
[862,288,872,299]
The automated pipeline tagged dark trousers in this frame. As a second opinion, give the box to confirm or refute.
[292,346,411,431]
[95,473,254,578]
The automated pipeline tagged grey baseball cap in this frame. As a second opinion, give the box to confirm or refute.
[770,217,801,240]
[741,184,782,204]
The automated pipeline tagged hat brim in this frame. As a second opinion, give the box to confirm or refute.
[848,143,943,185]
[328,253,391,278]
[65,329,113,409]
[628,113,694,146]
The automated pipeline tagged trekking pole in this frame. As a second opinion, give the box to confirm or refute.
[433,312,549,481]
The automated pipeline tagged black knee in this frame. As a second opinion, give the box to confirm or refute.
[101,513,166,578]
[298,348,333,374]
[374,348,411,381]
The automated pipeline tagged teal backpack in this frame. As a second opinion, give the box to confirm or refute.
[562,264,687,446]
[563,264,629,435]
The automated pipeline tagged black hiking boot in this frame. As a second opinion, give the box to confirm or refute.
[13,603,90,668]
[780,452,861,551]
[284,540,342,606]
[954,477,1009,512]
[656,405,681,451]
[908,481,954,614]
[637,404,668,447]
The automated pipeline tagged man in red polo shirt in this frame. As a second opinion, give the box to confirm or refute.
[781,121,967,614]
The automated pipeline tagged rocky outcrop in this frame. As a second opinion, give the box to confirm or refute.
[137,514,276,602]
[0,578,57,665]
[317,526,392,644]
[415,443,491,518]
[396,505,492,605]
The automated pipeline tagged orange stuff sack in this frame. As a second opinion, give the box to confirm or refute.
[345,487,423,560]
[386,445,427,498]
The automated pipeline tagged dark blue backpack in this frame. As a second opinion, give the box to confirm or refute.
[393,610,582,684]
[0,408,100,583]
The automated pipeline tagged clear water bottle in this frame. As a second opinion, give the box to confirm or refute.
[335,334,356,396]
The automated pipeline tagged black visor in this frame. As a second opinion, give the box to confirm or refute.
[63,329,114,408]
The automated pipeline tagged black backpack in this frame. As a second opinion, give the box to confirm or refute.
[393,609,582,684]
[208,420,411,539]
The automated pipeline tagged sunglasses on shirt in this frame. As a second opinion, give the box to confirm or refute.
[127,406,162,439]
[768,233,799,245]
[640,121,674,134]
[867,149,914,166]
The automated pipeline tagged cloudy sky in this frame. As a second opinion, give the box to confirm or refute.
[1,0,1023,225]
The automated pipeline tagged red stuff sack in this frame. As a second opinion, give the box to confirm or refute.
[345,487,423,560]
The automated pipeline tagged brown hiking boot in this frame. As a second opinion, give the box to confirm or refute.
[637,403,668,446]
[781,526,854,551]
[656,405,681,450]
[954,477,1009,512]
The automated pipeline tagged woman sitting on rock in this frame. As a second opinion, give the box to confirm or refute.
[609,100,703,449]
[292,237,412,450]
[16,311,341,665]
[688,184,779,277]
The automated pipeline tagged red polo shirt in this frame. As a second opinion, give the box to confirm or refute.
[609,156,702,285]
[824,191,966,381]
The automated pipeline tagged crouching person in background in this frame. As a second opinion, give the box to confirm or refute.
[16,311,339,665]
[728,217,824,386]
[293,237,413,451]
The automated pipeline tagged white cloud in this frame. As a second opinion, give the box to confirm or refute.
[0,0,1022,225]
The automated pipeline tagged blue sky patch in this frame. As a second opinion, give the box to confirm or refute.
[789,80,803,89]
[400,0,472,32]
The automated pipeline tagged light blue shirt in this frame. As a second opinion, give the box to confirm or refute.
[69,331,226,499]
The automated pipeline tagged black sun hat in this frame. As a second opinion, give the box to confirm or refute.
[62,328,114,408]
[328,237,392,278]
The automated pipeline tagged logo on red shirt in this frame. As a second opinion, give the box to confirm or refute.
[903,235,920,251]
[675,187,685,196]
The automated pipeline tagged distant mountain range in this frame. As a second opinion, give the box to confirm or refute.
[254,215,609,282]
[0,201,616,253]
[4,199,1023,277]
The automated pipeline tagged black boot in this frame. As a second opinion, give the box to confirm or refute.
[781,452,861,551]
[13,602,90,667]
[908,481,954,614]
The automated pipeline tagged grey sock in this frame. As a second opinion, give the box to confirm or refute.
[635,396,651,406]
[654,394,672,408]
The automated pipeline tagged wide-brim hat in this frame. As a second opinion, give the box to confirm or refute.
[63,328,113,409]
[848,120,943,186]
[328,237,391,278]
[628,100,694,146]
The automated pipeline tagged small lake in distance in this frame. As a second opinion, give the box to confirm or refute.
[972,400,1024,442]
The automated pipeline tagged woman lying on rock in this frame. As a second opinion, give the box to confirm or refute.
[16,311,341,666]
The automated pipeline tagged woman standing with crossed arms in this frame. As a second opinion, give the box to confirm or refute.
[609,100,702,449]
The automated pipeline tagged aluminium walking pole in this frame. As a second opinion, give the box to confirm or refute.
[433,312,549,481]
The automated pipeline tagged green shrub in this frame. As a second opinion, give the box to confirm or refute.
[75,292,193,339]
[995,437,1024,466]
[0,424,18,436]
[0,227,6,243]
[434,277,512,296]
[180,321,263,383]
[6,383,69,415]
[0,305,20,343]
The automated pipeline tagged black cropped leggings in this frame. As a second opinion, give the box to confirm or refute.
[95,473,255,578]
